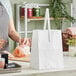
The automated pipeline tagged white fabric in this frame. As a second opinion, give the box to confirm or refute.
[30,8,64,69]
[0,0,13,19]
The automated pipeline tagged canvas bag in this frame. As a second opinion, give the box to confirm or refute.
[30,8,64,69]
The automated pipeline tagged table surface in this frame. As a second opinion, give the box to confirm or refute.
[1,56,76,76]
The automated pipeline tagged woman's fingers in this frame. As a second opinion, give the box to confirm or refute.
[19,38,27,45]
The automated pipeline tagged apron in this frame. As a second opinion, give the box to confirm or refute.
[0,2,9,51]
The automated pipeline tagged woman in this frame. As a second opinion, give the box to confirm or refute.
[0,0,26,57]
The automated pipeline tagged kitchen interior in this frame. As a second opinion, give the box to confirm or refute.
[0,0,76,76]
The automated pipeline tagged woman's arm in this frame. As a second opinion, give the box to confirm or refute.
[8,18,21,43]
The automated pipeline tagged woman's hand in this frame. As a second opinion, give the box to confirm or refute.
[19,38,27,45]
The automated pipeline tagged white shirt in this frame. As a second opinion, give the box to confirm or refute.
[0,0,12,19]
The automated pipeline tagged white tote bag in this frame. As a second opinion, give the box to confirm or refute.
[30,8,64,69]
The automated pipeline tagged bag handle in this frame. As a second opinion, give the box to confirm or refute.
[43,8,51,42]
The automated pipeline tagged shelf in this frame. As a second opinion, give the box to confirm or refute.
[28,16,45,21]
[20,16,66,21]
[21,16,54,21]
[16,3,50,39]
[16,3,66,38]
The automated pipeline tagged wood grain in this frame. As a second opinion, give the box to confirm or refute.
[9,55,30,62]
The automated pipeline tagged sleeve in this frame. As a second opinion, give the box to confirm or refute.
[2,0,13,19]
[6,0,13,19]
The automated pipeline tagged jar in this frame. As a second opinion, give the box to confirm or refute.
[27,8,33,18]
[0,58,5,69]
[20,7,25,18]
[33,6,40,17]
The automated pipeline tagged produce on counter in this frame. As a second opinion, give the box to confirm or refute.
[12,38,31,58]
[13,45,30,57]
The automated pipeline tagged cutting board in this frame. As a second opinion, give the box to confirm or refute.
[9,55,30,62]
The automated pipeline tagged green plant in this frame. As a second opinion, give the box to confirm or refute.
[67,38,76,46]
[49,0,75,29]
